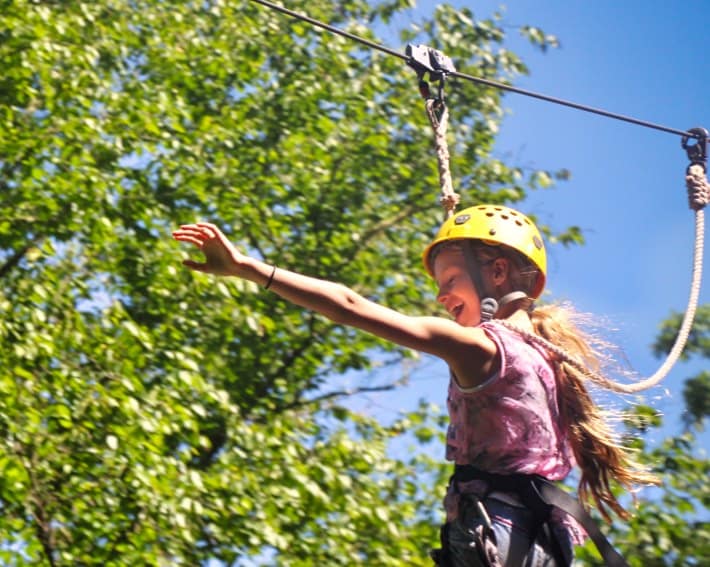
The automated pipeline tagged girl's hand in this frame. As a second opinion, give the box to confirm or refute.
[172,222,246,277]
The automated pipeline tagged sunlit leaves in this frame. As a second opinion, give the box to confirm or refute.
[1,0,574,564]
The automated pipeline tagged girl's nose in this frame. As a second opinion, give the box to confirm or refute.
[436,289,448,304]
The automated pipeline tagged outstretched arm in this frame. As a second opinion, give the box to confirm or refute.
[172,223,498,386]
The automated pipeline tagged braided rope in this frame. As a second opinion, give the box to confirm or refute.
[687,163,710,210]
[425,98,460,219]
[495,165,708,393]
[495,319,628,392]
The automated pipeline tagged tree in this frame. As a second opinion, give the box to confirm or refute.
[0,1,570,565]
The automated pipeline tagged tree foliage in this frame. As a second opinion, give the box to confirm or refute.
[0,1,567,565]
[1,2,707,565]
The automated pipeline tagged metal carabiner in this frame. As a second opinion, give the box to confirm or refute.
[681,127,709,172]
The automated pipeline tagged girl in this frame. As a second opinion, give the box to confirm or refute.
[173,204,656,566]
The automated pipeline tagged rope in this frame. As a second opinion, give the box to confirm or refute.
[687,163,710,210]
[424,98,459,219]
[498,167,708,393]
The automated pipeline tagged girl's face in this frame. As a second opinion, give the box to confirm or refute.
[433,246,482,326]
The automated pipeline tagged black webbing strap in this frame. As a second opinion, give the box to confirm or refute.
[453,465,629,567]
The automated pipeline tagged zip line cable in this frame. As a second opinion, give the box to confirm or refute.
[249,0,701,141]
[250,0,709,392]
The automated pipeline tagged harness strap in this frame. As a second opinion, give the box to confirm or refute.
[454,465,629,567]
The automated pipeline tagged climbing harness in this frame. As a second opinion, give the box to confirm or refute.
[430,466,629,566]
[430,465,629,567]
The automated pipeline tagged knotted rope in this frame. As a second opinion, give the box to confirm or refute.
[425,98,459,219]
[500,164,708,394]
[687,162,710,210]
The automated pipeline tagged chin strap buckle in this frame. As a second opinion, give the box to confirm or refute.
[480,298,498,322]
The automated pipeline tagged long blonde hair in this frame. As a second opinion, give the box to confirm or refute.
[531,304,660,521]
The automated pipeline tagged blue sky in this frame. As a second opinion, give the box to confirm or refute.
[351,1,709,442]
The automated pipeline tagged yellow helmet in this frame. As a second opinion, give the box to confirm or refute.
[422,204,547,298]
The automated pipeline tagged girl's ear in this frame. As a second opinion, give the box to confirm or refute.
[491,257,510,285]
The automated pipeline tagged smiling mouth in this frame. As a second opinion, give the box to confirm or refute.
[451,305,464,319]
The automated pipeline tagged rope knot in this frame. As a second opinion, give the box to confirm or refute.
[439,192,461,218]
[686,163,710,210]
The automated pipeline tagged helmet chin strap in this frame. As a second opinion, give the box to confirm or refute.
[480,291,530,322]
[479,297,498,322]
[463,243,530,322]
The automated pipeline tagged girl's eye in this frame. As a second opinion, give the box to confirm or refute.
[437,274,457,293]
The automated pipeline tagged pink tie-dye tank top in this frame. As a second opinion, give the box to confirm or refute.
[445,321,586,543]
[446,321,573,476]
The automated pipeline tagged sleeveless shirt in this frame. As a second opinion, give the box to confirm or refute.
[445,321,586,544]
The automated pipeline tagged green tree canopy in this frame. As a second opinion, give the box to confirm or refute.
[0,1,574,564]
[2,2,707,565]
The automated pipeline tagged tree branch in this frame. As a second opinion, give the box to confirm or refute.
[105,465,142,560]
[24,449,58,567]
[280,380,405,414]
[0,244,32,279]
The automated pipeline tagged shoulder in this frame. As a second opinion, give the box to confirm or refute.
[354,310,500,388]
[412,316,496,352]
[412,317,500,390]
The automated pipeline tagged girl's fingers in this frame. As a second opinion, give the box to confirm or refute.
[182,259,208,271]
[173,225,215,244]
[172,233,205,247]
[174,225,207,236]
[193,224,215,236]
[175,224,201,231]
[174,223,231,259]
[195,222,219,230]
[174,223,222,243]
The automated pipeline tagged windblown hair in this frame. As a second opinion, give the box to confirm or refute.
[489,241,660,520]
[531,305,660,521]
